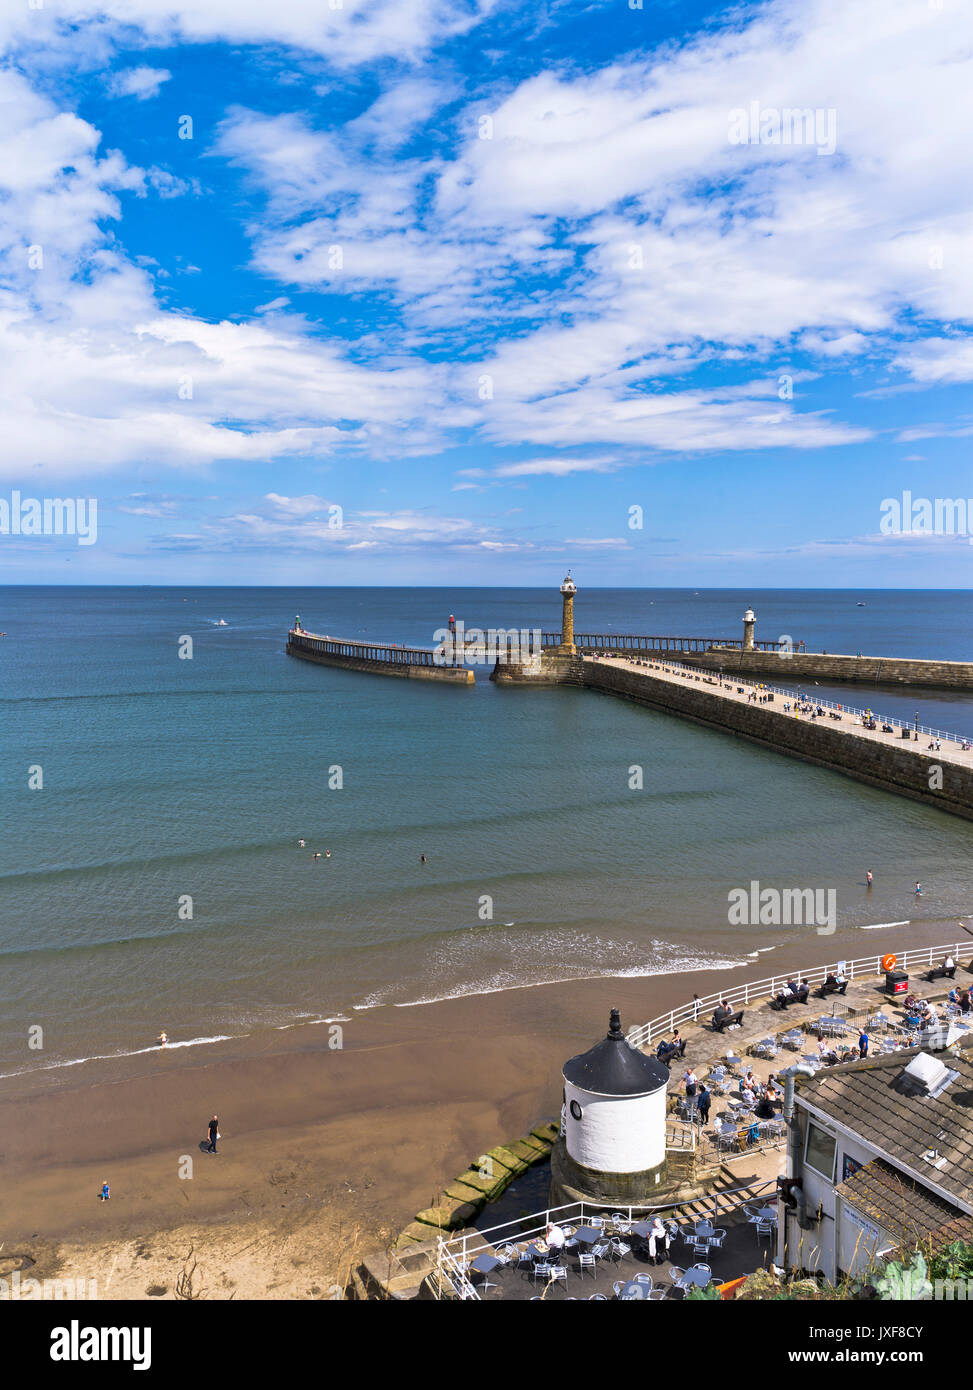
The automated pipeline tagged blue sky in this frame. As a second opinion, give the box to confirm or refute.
[1,0,972,586]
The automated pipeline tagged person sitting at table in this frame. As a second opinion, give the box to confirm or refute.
[544,1223,566,1260]
[960,990,972,1016]
[755,1089,776,1119]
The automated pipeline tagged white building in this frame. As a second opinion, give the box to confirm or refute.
[550,1008,671,1207]
[780,1048,973,1282]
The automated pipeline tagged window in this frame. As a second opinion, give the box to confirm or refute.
[842,1154,863,1182]
[805,1122,837,1179]
[570,1100,583,1121]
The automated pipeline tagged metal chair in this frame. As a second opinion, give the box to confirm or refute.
[590,1240,611,1261]
[548,1265,568,1289]
[588,1293,608,1300]
[609,1238,632,1262]
[577,1252,598,1280]
[532,1262,554,1283]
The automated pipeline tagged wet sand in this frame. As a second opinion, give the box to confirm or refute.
[1,916,967,1299]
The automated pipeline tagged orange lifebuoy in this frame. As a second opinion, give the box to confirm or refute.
[881,953,897,972]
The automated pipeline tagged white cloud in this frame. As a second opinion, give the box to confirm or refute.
[2,0,497,70]
[893,337,973,385]
[108,66,171,100]
[492,456,618,477]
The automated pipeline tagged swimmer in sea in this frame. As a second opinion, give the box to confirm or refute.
[158,1031,168,1048]
[298,838,305,848]
[419,854,427,863]
[312,851,321,861]
[866,870,873,887]
[325,850,331,859]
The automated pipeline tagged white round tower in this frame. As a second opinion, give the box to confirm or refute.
[551,1009,670,1206]
[742,606,756,652]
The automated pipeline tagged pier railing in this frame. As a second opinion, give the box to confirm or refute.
[289,629,439,667]
[610,652,973,747]
[625,941,965,1049]
[542,632,787,654]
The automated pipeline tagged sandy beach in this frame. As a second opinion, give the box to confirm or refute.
[1,915,967,1300]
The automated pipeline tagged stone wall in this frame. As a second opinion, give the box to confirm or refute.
[286,638,474,684]
[675,648,973,690]
[491,648,585,686]
[582,661,973,822]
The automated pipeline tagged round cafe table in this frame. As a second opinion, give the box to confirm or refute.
[617,1280,651,1300]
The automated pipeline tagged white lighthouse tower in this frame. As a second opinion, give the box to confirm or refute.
[551,1009,670,1206]
[742,606,756,652]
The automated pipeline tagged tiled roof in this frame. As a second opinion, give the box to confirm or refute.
[796,1049,973,1210]
[835,1158,962,1245]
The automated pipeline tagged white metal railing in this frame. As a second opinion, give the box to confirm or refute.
[438,1179,777,1275]
[625,941,965,1049]
[596,653,973,747]
[435,1238,481,1300]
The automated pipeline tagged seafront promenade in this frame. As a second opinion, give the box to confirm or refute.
[582,653,973,821]
[594,654,973,770]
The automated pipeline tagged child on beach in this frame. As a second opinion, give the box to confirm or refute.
[100,1181,110,1201]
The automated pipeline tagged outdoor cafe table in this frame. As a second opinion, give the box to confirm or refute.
[573,1226,601,1245]
[675,1268,711,1291]
[756,1206,778,1222]
[617,1280,653,1300]
[470,1254,502,1276]
[631,1221,654,1238]
[693,1222,715,1239]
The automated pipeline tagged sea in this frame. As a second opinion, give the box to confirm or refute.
[1,586,971,1078]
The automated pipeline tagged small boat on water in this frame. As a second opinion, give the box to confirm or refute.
[217,618,227,626]
[856,602,866,607]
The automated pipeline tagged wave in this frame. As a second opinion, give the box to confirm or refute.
[366,950,753,1011]
[0,1033,238,1081]
[858,920,911,930]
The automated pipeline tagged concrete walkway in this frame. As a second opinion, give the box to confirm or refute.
[591,655,973,768]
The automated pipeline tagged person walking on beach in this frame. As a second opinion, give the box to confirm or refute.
[207,1115,220,1153]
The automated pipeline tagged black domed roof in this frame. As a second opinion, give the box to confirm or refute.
[563,1009,670,1097]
